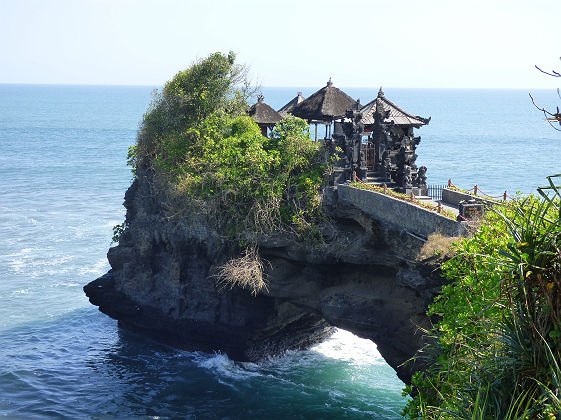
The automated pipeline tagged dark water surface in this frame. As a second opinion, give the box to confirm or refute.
[1,84,559,418]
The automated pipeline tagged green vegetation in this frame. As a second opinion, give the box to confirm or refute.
[403,175,561,419]
[111,221,127,245]
[129,51,329,240]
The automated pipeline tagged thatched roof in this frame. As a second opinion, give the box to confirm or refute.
[360,88,430,127]
[248,94,283,125]
[278,91,306,117]
[291,79,356,121]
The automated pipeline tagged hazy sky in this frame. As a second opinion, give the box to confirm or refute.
[1,0,560,88]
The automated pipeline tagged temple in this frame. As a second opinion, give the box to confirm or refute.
[248,81,430,194]
[248,94,283,137]
[277,91,305,117]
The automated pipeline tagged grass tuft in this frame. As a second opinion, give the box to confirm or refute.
[213,246,269,296]
[418,232,459,261]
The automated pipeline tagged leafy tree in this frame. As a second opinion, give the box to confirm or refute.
[134,51,250,166]
[128,52,329,241]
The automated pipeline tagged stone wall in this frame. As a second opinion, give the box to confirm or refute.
[338,185,467,239]
[441,188,498,208]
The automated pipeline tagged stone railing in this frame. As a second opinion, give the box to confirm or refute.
[441,188,497,208]
[338,185,468,239]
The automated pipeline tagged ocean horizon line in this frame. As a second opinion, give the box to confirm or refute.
[0,82,554,91]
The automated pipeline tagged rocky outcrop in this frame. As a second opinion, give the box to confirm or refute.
[84,168,447,384]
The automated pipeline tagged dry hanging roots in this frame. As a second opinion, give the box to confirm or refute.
[213,246,269,296]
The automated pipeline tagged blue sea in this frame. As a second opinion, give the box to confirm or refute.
[1,84,559,419]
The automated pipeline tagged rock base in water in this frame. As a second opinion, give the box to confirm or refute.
[85,170,447,383]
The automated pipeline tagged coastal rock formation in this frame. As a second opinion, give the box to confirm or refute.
[84,167,447,383]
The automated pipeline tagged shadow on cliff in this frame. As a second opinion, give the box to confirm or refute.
[85,173,449,385]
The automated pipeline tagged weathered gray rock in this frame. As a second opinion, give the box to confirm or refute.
[84,167,447,384]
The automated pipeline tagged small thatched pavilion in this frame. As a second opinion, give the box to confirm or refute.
[360,87,430,129]
[248,94,283,137]
[291,78,356,140]
[277,91,306,117]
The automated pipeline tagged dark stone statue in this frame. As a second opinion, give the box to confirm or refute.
[329,91,427,190]
[341,102,367,181]
[414,166,427,187]
[403,165,413,188]
[383,155,392,182]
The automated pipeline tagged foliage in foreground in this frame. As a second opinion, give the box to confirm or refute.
[129,51,329,240]
[403,175,561,419]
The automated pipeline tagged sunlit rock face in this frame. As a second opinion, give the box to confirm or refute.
[84,166,446,384]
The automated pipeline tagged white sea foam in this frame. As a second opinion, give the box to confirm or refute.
[39,256,77,277]
[52,282,81,288]
[72,228,85,239]
[229,329,385,375]
[41,256,74,267]
[250,348,305,370]
[11,288,31,295]
[5,249,78,277]
[311,329,385,366]
[79,258,108,276]
[4,248,35,274]
[195,352,261,380]
[5,247,35,258]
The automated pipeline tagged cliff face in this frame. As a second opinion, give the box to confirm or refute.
[84,168,447,383]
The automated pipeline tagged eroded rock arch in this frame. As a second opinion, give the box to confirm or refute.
[85,175,446,384]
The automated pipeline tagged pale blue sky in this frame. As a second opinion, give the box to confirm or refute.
[1,0,560,88]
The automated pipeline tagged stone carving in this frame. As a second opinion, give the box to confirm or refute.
[372,123,425,189]
[403,165,413,188]
[341,102,367,181]
[383,155,392,182]
[415,166,427,187]
[329,91,428,191]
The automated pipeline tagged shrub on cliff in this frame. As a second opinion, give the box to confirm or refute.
[403,176,561,419]
[131,51,248,168]
[129,52,329,240]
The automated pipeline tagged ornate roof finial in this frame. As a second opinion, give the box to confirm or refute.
[378,86,384,97]
[354,99,361,110]
[327,77,333,87]
[257,94,264,103]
